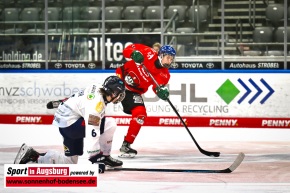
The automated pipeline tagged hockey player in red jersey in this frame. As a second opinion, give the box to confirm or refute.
[116,44,176,158]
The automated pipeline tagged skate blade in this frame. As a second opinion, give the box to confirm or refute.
[97,163,122,173]
[105,165,122,169]
[118,152,136,158]
[14,143,27,164]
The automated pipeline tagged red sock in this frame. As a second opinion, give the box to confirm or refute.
[124,106,147,144]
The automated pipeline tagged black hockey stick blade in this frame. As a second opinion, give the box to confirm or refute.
[109,152,245,173]
[200,148,220,157]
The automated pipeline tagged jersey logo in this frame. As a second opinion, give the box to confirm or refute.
[88,114,101,126]
[133,95,144,104]
[95,102,104,113]
[125,71,140,87]
[136,115,145,125]
[87,93,95,100]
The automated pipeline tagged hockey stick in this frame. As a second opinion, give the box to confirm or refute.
[57,36,61,61]
[49,36,53,62]
[141,64,220,157]
[72,36,76,60]
[66,33,71,60]
[59,30,65,60]
[110,152,244,173]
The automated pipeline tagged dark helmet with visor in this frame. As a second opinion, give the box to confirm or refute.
[102,76,126,104]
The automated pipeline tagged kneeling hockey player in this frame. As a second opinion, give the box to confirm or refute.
[14,76,125,168]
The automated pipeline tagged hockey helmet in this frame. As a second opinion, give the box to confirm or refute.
[102,76,126,104]
[159,45,176,57]
[158,45,176,68]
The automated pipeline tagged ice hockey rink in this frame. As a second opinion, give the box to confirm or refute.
[1,124,290,193]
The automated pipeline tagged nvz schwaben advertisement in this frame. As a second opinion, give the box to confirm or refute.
[4,164,99,188]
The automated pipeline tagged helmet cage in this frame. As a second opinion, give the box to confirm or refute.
[111,91,126,104]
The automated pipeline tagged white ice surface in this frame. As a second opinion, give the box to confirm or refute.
[1,124,290,193]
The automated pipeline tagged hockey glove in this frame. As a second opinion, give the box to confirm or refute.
[156,86,169,100]
[131,50,144,64]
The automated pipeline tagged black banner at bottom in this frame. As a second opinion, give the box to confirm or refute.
[225,61,284,70]
[1,61,289,70]
[0,62,45,70]
[48,61,101,70]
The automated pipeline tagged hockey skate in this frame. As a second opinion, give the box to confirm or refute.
[94,156,122,173]
[14,143,40,164]
[118,141,137,158]
[101,155,123,167]
[89,153,123,168]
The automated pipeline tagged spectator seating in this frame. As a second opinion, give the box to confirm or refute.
[264,26,290,56]
[152,27,172,33]
[109,27,130,33]
[165,5,188,26]
[123,6,144,28]
[265,3,284,27]
[131,27,151,32]
[62,7,81,21]
[243,26,274,56]
[175,27,195,44]
[252,26,274,43]
[187,5,209,29]
[2,8,20,21]
[144,6,163,28]
[1,8,22,33]
[62,7,81,29]
[20,7,42,33]
[274,26,290,42]
[41,7,61,31]
[81,6,102,29]
[104,6,123,28]
[82,7,102,20]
